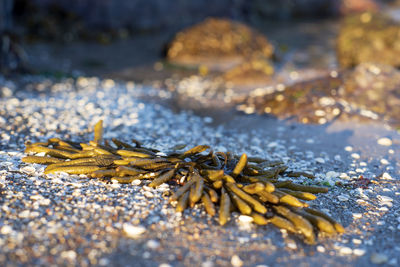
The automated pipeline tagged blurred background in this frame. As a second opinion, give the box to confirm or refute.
[0,0,395,76]
[2,0,400,127]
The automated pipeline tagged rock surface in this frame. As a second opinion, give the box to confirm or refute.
[337,12,400,68]
[239,63,400,128]
[166,18,274,72]
[239,74,344,124]
[343,63,400,125]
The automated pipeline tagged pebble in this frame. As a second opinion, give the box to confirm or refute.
[267,142,278,148]
[334,155,342,161]
[132,179,141,186]
[344,146,353,152]
[30,194,43,200]
[388,258,398,266]
[38,198,51,206]
[326,171,339,179]
[377,138,392,146]
[315,158,325,164]
[147,240,160,250]
[19,210,30,219]
[0,225,12,235]
[60,250,77,261]
[231,255,243,267]
[201,261,214,267]
[382,172,394,180]
[364,239,373,245]
[353,248,365,256]
[351,153,360,159]
[287,241,297,250]
[203,117,213,123]
[238,215,253,223]
[370,253,388,264]
[143,251,151,259]
[20,166,36,174]
[238,237,250,244]
[306,138,315,144]
[339,173,350,180]
[378,195,393,202]
[339,247,353,255]
[380,159,389,165]
[98,258,110,266]
[123,224,146,239]
[143,191,154,198]
[338,194,350,201]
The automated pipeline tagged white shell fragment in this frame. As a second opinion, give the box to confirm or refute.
[123,223,146,239]
[231,255,243,267]
[377,137,392,146]
[337,194,350,201]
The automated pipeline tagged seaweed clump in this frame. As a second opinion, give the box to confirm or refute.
[22,120,344,244]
